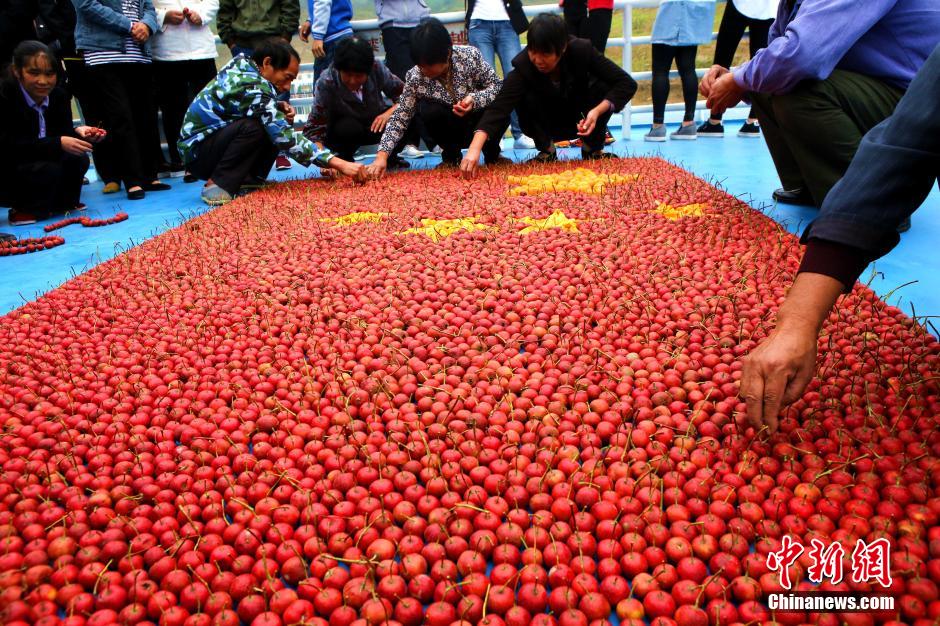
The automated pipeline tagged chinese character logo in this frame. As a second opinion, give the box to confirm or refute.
[807,538,845,584]
[767,535,804,590]
[851,538,892,587]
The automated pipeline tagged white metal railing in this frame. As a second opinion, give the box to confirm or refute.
[289,0,739,132]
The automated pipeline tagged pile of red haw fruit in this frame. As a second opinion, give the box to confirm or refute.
[0,158,937,626]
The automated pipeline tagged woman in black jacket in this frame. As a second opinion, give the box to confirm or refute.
[0,41,104,226]
[461,13,637,176]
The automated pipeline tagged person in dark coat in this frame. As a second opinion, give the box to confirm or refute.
[461,13,637,176]
[0,0,38,77]
[0,41,105,226]
[302,36,409,168]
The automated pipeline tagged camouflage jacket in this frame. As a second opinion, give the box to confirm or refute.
[178,55,333,167]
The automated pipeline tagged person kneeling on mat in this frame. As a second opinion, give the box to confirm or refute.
[178,38,365,205]
[460,13,637,178]
[0,41,105,226]
[302,36,411,175]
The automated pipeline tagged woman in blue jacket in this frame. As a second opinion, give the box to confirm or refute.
[645,0,715,142]
[74,0,170,199]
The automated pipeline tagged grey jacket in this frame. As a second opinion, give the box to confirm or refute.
[374,0,429,29]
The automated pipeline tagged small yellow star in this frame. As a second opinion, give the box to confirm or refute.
[398,217,493,241]
[653,202,709,221]
[513,210,583,234]
[319,211,387,226]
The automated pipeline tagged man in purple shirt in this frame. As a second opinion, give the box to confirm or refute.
[700,0,940,209]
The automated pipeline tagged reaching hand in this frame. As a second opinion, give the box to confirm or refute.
[61,136,94,155]
[278,101,296,124]
[459,153,481,179]
[699,64,730,98]
[739,324,819,435]
[577,110,599,137]
[452,95,474,117]
[311,39,325,58]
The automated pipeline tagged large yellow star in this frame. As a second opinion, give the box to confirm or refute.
[319,211,387,226]
[513,210,583,234]
[398,217,493,242]
[653,202,709,221]
[508,169,639,196]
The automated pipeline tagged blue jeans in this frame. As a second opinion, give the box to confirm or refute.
[468,19,523,140]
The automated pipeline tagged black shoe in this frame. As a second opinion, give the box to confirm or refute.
[183,172,199,184]
[697,121,724,137]
[582,149,616,160]
[142,182,172,192]
[439,150,461,168]
[738,121,761,137]
[897,216,911,233]
[127,189,145,200]
[485,154,512,166]
[527,150,558,164]
[388,156,410,170]
[773,187,814,205]
[82,177,90,185]
[242,175,271,189]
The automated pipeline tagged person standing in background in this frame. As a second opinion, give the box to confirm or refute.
[375,0,430,158]
[697,0,776,137]
[74,0,171,200]
[560,0,611,54]
[35,0,121,190]
[218,0,300,171]
[465,0,536,150]
[0,0,38,78]
[151,0,219,180]
[300,0,353,79]
[645,0,716,142]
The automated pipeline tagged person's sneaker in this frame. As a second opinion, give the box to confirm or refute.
[671,124,698,140]
[102,182,120,194]
[82,177,90,185]
[400,144,424,159]
[183,172,199,183]
[644,126,667,142]
[202,184,233,206]
[697,121,724,137]
[485,155,513,166]
[513,135,536,150]
[168,162,186,177]
[738,121,762,137]
[582,149,616,160]
[773,187,814,206]
[74,202,87,211]
[156,162,173,179]
[8,209,37,226]
[897,216,912,233]
[604,129,615,145]
[388,156,410,170]
[242,175,271,190]
[275,154,292,170]
[527,150,558,164]
[431,145,443,155]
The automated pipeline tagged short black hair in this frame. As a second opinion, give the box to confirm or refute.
[333,36,374,74]
[251,38,301,69]
[12,40,57,72]
[410,18,452,66]
[526,13,568,55]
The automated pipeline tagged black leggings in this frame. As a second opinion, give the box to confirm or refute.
[711,0,773,120]
[651,44,698,124]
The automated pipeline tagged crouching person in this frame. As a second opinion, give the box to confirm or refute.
[461,13,637,177]
[178,38,364,205]
[302,36,410,171]
[0,41,104,226]
[366,18,505,179]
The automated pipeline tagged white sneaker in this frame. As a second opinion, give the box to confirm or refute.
[513,135,536,150]
[431,145,443,155]
[400,145,424,159]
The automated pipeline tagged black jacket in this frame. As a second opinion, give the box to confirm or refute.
[476,36,637,138]
[0,0,39,69]
[464,0,528,34]
[0,80,76,172]
[35,0,77,57]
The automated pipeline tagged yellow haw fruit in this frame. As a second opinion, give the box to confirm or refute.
[653,202,709,221]
[319,211,387,226]
[398,217,493,242]
[508,168,639,196]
